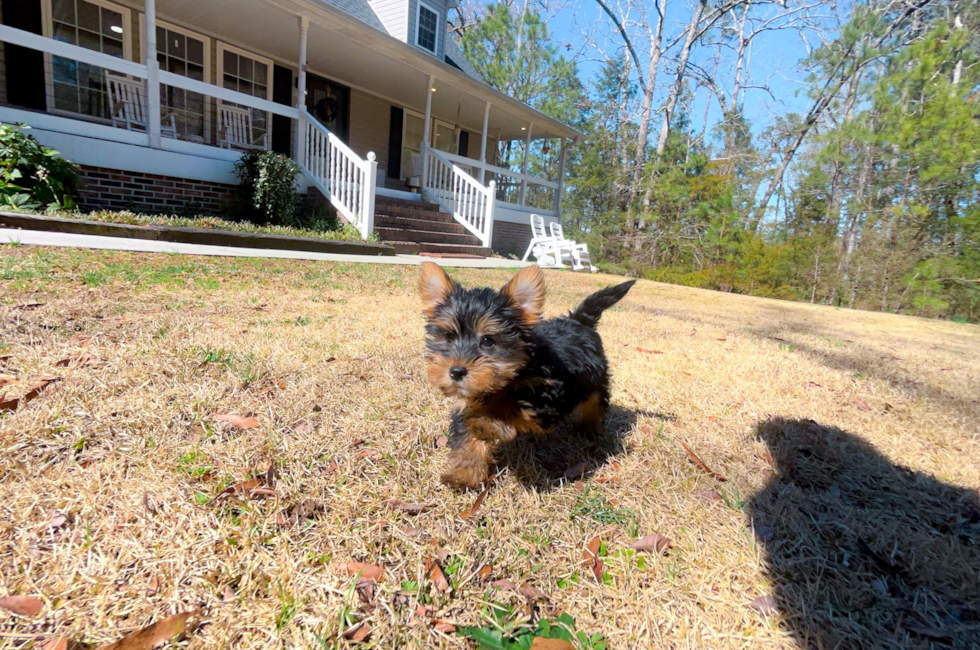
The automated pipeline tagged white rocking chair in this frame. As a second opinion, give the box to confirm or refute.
[218,103,270,150]
[522,214,564,268]
[105,71,177,138]
[549,222,597,273]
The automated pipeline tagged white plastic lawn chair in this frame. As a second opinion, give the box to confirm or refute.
[218,103,270,150]
[549,222,597,273]
[522,214,564,268]
[105,71,177,138]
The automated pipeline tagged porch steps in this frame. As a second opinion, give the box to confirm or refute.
[373,195,492,257]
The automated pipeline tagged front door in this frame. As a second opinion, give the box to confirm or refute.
[305,74,350,143]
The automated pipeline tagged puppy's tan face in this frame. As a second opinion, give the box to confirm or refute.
[419,263,544,399]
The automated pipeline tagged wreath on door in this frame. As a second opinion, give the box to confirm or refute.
[314,96,339,124]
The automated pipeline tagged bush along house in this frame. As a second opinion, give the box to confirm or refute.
[0,0,581,256]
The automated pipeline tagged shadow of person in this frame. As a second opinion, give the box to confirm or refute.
[495,406,673,492]
[749,418,980,648]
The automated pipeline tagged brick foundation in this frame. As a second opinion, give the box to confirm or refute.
[75,165,237,216]
[491,220,533,258]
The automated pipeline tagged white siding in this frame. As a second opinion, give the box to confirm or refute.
[348,88,390,174]
[368,0,409,42]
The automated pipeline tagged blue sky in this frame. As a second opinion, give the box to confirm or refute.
[543,1,835,141]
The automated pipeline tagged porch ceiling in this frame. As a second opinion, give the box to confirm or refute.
[154,0,580,141]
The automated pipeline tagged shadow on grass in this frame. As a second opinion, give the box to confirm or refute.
[495,405,674,492]
[749,418,980,648]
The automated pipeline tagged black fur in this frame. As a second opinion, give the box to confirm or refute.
[570,280,637,329]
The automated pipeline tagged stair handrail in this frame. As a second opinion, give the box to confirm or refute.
[299,110,377,240]
[421,144,495,247]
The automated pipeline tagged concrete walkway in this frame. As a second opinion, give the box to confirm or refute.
[0,228,532,268]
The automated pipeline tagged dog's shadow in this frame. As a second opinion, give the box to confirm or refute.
[493,405,673,492]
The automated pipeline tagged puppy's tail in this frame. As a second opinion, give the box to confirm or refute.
[569,280,636,329]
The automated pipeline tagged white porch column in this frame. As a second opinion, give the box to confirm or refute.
[478,100,490,184]
[421,74,435,189]
[295,16,309,165]
[144,0,161,148]
[518,122,532,206]
[554,138,568,219]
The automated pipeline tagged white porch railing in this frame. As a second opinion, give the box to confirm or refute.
[422,145,496,247]
[299,110,377,239]
[437,150,559,216]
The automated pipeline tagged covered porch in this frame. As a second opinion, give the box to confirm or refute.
[0,0,579,249]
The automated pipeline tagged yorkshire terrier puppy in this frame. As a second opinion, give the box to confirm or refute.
[419,262,635,490]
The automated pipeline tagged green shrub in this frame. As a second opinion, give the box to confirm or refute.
[0,124,77,210]
[233,150,300,225]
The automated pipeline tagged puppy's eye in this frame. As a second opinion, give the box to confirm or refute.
[445,332,456,342]
[480,335,494,349]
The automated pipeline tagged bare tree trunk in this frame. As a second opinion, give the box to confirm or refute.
[627,0,666,212]
[732,3,750,107]
[655,0,708,159]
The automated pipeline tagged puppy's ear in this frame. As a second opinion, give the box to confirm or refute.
[419,262,458,316]
[501,265,546,327]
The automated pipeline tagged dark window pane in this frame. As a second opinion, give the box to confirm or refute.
[156,26,166,51]
[187,39,204,64]
[223,51,237,76]
[254,84,267,99]
[170,33,185,59]
[52,57,76,83]
[223,74,237,91]
[102,10,123,37]
[239,57,253,80]
[53,23,77,46]
[54,83,80,112]
[167,57,186,76]
[78,1,100,32]
[254,62,268,83]
[239,80,253,96]
[52,0,76,24]
[78,29,101,52]
[188,63,204,81]
[104,38,123,58]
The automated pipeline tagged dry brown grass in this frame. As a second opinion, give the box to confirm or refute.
[1,245,978,649]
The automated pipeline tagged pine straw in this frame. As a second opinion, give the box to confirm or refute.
[1,246,978,649]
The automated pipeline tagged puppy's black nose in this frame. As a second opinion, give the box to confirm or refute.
[449,366,468,382]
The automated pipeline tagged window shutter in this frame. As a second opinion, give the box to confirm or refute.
[388,106,404,179]
[458,130,470,158]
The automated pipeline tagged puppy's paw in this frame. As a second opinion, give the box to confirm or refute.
[441,452,488,491]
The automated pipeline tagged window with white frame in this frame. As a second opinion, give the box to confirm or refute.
[415,2,439,54]
[46,0,130,119]
[142,20,209,142]
[401,110,425,180]
[218,44,272,146]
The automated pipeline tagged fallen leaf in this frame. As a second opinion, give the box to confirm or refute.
[531,639,575,650]
[426,558,450,592]
[409,604,434,625]
[401,526,424,537]
[630,533,672,555]
[563,461,588,479]
[146,575,160,596]
[142,493,164,515]
[342,623,371,643]
[48,511,68,529]
[583,536,604,582]
[214,414,259,429]
[221,585,236,601]
[350,438,365,447]
[0,374,16,387]
[330,562,385,582]
[855,397,871,411]
[572,480,586,493]
[460,473,496,520]
[39,639,69,650]
[716,337,727,341]
[433,620,455,634]
[324,458,339,474]
[356,578,375,604]
[385,500,433,515]
[477,564,492,582]
[491,579,517,591]
[435,435,448,448]
[594,475,620,484]
[274,500,325,527]
[210,477,275,504]
[293,421,314,436]
[518,582,547,600]
[0,392,17,411]
[16,377,62,407]
[56,353,100,368]
[356,449,381,459]
[94,609,200,650]
[0,595,44,617]
[16,302,44,310]
[697,489,723,502]
[767,336,787,343]
[636,347,663,355]
[678,441,728,481]
[749,595,779,616]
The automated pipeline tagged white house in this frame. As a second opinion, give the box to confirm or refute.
[0,0,581,256]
